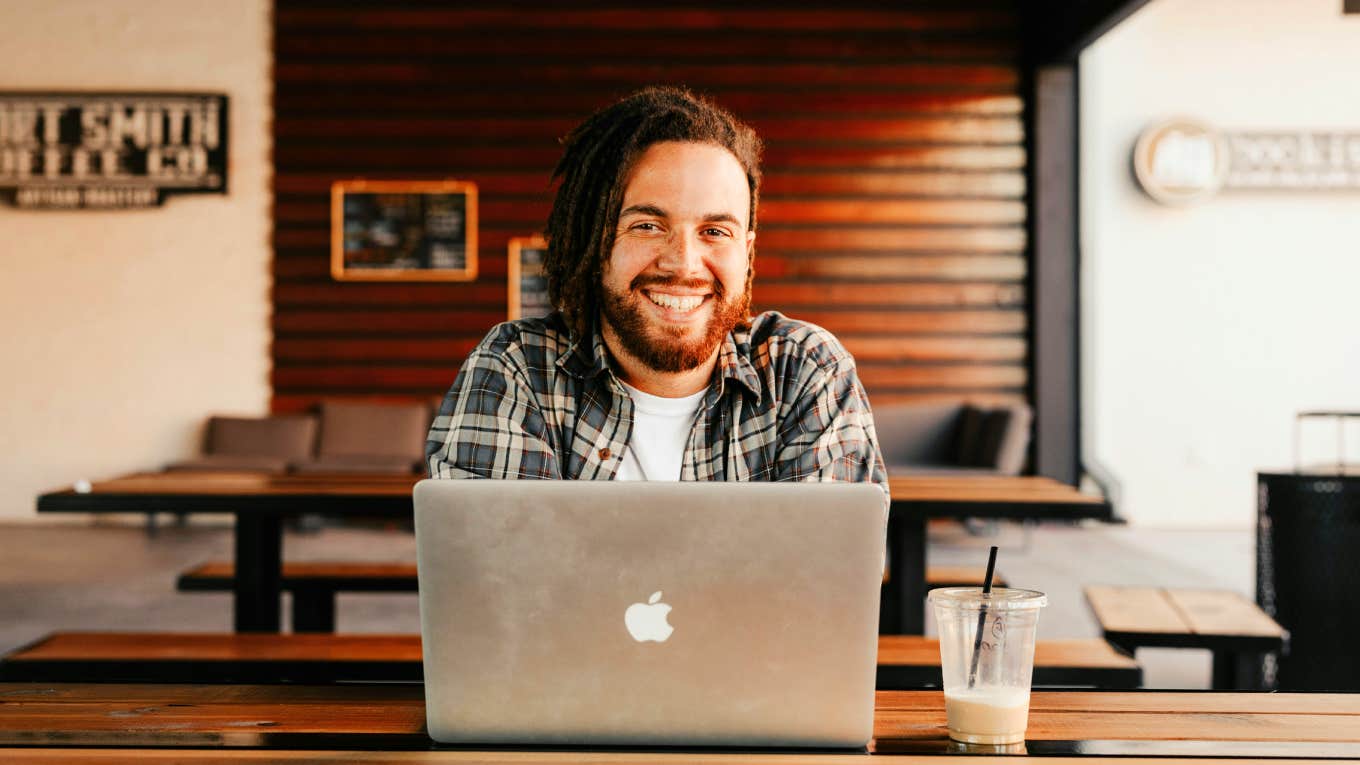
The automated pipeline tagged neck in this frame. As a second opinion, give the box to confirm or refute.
[600,323,718,398]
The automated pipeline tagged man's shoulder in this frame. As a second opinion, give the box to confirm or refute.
[475,313,572,355]
[470,313,577,371]
[745,311,853,368]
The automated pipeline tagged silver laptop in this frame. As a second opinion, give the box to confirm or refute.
[414,479,886,748]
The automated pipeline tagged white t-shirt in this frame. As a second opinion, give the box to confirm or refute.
[614,380,706,482]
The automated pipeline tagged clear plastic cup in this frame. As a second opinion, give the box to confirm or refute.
[928,587,1048,745]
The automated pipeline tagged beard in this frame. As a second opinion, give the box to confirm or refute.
[601,274,748,374]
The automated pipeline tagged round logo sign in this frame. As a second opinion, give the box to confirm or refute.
[1133,119,1229,205]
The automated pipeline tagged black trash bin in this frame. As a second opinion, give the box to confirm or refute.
[1257,471,1360,690]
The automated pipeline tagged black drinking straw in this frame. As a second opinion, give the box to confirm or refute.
[966,545,999,689]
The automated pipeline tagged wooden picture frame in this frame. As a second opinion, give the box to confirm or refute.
[507,236,551,320]
[330,180,478,282]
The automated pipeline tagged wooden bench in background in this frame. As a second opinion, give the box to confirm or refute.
[1084,585,1287,690]
[877,635,1139,688]
[177,562,420,633]
[183,561,1007,634]
[0,632,1141,689]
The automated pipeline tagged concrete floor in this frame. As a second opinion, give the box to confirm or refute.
[0,519,1253,689]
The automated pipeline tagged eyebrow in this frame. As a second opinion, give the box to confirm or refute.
[618,204,742,226]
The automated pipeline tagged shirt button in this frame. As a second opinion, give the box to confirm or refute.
[599,448,611,460]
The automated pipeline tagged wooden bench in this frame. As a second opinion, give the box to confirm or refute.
[0,632,1141,689]
[177,562,419,633]
[1084,585,1288,690]
[184,561,1004,634]
[877,635,1140,689]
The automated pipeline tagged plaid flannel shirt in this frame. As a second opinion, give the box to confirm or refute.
[425,311,887,506]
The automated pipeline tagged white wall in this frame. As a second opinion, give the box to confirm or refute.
[0,0,272,520]
[1080,0,1360,527]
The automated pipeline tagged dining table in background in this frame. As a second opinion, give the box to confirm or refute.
[37,471,1112,635]
[37,471,419,633]
[883,473,1114,634]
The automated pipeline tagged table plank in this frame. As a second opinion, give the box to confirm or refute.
[1164,589,1287,639]
[0,751,1345,765]
[78,472,418,497]
[1084,586,1188,635]
[877,708,1360,743]
[5,685,1360,750]
[876,690,1360,715]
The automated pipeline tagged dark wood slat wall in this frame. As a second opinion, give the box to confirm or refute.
[271,0,1027,414]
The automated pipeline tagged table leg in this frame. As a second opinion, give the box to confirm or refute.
[886,511,928,634]
[1212,650,1268,690]
[234,513,282,633]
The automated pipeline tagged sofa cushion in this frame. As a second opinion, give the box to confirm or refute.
[872,402,964,465]
[206,415,317,460]
[315,400,431,461]
[166,455,291,473]
[952,405,987,466]
[981,403,1033,475]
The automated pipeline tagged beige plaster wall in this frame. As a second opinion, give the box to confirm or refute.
[1080,0,1360,527]
[0,0,272,520]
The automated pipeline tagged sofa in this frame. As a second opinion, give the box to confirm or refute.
[166,399,432,475]
[872,401,1033,476]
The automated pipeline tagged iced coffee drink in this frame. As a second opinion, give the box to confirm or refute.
[929,587,1047,745]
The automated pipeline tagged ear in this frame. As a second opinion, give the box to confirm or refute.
[745,230,756,261]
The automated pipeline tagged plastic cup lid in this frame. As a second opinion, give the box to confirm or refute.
[927,587,1048,610]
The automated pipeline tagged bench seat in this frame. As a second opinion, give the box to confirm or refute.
[177,562,420,633]
[184,561,1007,634]
[0,632,1141,689]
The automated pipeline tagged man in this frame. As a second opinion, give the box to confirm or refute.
[426,86,886,499]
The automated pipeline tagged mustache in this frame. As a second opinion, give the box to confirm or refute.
[628,275,724,297]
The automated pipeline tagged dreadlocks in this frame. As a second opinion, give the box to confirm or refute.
[544,86,763,341]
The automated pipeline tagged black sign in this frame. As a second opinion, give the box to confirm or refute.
[0,92,228,209]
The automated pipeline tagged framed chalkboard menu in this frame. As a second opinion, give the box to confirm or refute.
[508,237,552,320]
[330,180,478,281]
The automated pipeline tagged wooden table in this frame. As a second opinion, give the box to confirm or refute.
[37,472,419,633]
[2,683,1357,760]
[884,474,1113,634]
[38,472,1109,635]
[1084,586,1287,690]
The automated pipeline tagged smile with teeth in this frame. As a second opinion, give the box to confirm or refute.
[645,291,706,312]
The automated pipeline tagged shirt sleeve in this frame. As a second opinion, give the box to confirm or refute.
[772,345,891,511]
[425,343,562,480]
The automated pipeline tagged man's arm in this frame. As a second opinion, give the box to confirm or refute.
[772,345,890,507]
[425,344,562,480]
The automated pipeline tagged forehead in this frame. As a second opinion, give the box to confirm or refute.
[620,141,750,219]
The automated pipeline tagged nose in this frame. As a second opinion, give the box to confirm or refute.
[656,230,705,276]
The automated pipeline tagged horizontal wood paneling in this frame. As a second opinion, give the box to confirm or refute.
[275,116,1024,144]
[275,8,1017,33]
[274,89,1024,116]
[276,199,1026,227]
[272,0,1027,409]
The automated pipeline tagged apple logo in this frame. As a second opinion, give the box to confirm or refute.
[624,591,674,643]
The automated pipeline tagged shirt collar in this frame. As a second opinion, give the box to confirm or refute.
[556,314,762,401]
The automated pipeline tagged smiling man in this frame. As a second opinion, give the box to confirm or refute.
[427,87,885,496]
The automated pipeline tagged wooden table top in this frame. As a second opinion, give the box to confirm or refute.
[37,472,1109,524]
[50,471,421,498]
[886,474,1106,506]
[2,683,1358,759]
[43,471,1102,505]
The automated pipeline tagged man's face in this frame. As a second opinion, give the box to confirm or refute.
[600,141,755,374]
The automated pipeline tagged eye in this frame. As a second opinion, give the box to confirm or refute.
[631,221,661,232]
[702,227,731,238]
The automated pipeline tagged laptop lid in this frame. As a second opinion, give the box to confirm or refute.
[414,479,886,748]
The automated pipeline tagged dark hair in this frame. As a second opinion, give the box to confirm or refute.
[544,86,763,340]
